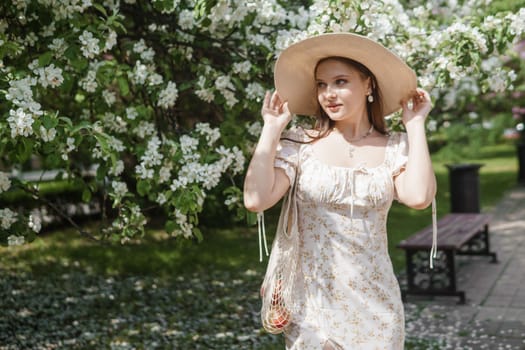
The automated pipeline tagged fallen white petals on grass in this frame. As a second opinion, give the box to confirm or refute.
[1,266,523,349]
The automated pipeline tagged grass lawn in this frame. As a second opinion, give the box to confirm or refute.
[0,143,519,349]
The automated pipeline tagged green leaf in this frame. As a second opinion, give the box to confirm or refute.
[136,180,151,196]
[59,116,73,128]
[41,115,58,129]
[165,220,176,234]
[70,58,88,71]
[193,227,203,243]
[16,139,34,163]
[82,188,92,202]
[246,211,257,226]
[93,3,108,16]
[96,164,108,181]
[118,76,130,96]
[46,153,62,168]
[38,51,53,67]
[71,121,92,133]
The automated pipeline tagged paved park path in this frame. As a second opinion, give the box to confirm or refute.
[403,186,525,349]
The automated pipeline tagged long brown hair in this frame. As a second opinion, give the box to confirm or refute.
[292,56,387,143]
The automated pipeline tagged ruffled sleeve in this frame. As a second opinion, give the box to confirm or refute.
[274,127,304,185]
[391,132,409,178]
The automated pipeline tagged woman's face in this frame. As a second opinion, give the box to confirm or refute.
[315,58,371,122]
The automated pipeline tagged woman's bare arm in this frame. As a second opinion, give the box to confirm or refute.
[394,88,437,209]
[243,91,293,212]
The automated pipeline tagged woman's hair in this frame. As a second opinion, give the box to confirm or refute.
[286,56,387,144]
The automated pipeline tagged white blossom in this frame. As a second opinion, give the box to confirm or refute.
[104,30,117,51]
[40,126,57,142]
[195,88,215,103]
[102,112,127,133]
[222,90,238,108]
[133,39,148,54]
[135,163,154,179]
[7,235,25,246]
[79,30,100,59]
[28,209,42,233]
[232,61,252,75]
[170,177,188,192]
[111,181,128,199]
[245,82,265,101]
[109,160,125,176]
[6,77,37,105]
[25,32,38,47]
[214,75,233,91]
[48,38,67,57]
[0,172,11,193]
[130,61,148,85]
[195,123,221,144]
[156,193,167,205]
[107,136,125,152]
[66,137,76,153]
[35,64,64,88]
[507,8,525,36]
[1,208,18,229]
[41,0,92,20]
[158,165,172,183]
[80,70,98,92]
[173,209,192,238]
[247,121,262,137]
[102,90,117,106]
[224,194,239,206]
[41,22,56,37]
[141,136,163,167]
[179,135,199,155]
[178,9,195,30]
[8,108,34,138]
[140,47,155,62]
[126,107,138,120]
[134,121,156,139]
[148,73,163,86]
[157,81,178,109]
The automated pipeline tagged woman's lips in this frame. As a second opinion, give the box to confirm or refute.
[327,104,341,112]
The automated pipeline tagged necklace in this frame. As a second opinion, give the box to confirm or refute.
[347,125,374,158]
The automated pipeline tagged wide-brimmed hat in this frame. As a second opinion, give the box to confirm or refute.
[274,33,417,117]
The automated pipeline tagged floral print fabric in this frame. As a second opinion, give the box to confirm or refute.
[274,128,408,350]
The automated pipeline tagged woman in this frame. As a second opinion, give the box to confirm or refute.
[244,33,436,349]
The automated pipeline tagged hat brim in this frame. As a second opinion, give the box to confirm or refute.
[274,33,417,117]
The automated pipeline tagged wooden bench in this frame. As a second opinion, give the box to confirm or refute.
[397,213,498,304]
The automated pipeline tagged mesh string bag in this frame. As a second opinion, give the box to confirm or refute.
[260,161,301,334]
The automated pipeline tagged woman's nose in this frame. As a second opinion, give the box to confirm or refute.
[324,85,336,98]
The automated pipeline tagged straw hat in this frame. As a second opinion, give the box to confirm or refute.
[274,33,417,117]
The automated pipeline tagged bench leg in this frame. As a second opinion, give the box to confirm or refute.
[457,224,498,263]
[403,249,466,304]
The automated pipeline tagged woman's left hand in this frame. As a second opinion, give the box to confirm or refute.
[401,88,432,126]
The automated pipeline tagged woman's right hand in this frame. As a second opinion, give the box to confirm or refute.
[261,91,292,130]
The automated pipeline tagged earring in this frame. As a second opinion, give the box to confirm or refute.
[367,94,374,103]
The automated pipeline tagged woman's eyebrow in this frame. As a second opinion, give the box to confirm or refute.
[316,74,351,81]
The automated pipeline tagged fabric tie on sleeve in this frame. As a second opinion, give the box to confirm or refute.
[258,211,269,262]
[429,197,438,269]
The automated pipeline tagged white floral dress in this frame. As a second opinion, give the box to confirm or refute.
[274,128,408,350]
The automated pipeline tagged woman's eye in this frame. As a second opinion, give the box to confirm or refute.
[336,79,347,85]
[316,82,326,88]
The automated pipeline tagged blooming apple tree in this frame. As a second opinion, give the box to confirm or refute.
[1,0,524,246]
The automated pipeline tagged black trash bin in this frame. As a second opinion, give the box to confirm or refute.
[446,163,484,213]
[517,144,525,184]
